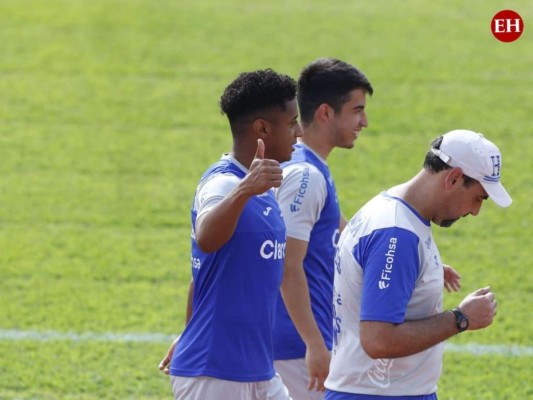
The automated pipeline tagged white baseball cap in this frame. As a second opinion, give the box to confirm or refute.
[431,129,512,207]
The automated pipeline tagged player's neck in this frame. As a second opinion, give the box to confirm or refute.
[229,142,255,170]
[299,125,334,161]
[389,170,441,222]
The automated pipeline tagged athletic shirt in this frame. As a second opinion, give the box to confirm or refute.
[272,143,341,359]
[325,192,444,397]
[169,155,286,382]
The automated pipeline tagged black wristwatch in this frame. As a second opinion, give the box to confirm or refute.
[452,308,469,333]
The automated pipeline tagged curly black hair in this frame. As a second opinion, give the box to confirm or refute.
[298,58,373,124]
[220,69,297,127]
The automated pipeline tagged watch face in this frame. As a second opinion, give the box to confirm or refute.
[453,309,469,332]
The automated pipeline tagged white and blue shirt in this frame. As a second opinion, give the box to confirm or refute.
[325,192,444,397]
[169,155,286,382]
[272,143,340,359]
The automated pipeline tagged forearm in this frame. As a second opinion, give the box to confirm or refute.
[280,262,324,348]
[195,184,252,252]
[361,310,458,359]
[362,286,497,359]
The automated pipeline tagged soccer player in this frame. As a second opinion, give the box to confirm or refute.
[325,129,511,399]
[163,69,301,400]
[272,58,373,400]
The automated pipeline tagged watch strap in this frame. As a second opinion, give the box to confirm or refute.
[452,308,469,333]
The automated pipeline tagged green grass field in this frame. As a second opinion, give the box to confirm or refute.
[0,0,531,398]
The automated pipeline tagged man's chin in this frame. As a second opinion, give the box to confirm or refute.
[282,150,294,162]
[439,218,459,228]
[340,142,355,149]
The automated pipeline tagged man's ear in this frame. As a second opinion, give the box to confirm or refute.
[314,103,332,123]
[252,118,269,139]
[444,167,463,190]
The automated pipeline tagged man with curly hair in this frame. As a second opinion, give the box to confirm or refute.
[163,69,301,400]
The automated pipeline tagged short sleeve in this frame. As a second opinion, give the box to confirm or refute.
[275,163,327,242]
[354,227,420,323]
[194,173,240,219]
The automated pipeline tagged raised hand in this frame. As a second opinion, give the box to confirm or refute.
[240,139,283,196]
[457,286,497,330]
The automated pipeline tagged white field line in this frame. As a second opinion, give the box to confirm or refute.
[0,329,175,343]
[0,329,532,357]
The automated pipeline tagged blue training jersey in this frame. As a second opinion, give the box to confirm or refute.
[273,143,340,359]
[169,156,286,382]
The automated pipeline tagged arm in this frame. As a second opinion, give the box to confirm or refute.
[196,139,282,253]
[360,286,497,359]
[280,237,330,391]
[357,227,495,359]
[194,180,256,252]
[276,163,330,390]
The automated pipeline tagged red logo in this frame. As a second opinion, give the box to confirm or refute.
[491,10,524,42]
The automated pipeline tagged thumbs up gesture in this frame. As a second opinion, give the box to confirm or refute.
[241,139,283,196]
[254,137,266,160]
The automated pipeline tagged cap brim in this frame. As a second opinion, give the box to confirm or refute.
[481,182,512,208]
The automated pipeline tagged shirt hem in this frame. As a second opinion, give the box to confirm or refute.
[169,368,275,383]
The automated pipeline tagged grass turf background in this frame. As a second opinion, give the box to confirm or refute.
[0,0,531,398]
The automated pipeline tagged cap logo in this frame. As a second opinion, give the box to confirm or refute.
[484,154,501,182]
[491,155,501,177]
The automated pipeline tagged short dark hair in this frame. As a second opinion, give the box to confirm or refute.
[220,69,297,129]
[297,58,373,124]
[424,136,476,187]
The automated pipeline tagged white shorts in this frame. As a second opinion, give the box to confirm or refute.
[275,358,325,400]
[170,373,291,400]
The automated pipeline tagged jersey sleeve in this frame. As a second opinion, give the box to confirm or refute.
[354,227,420,324]
[194,173,240,219]
[275,163,327,242]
